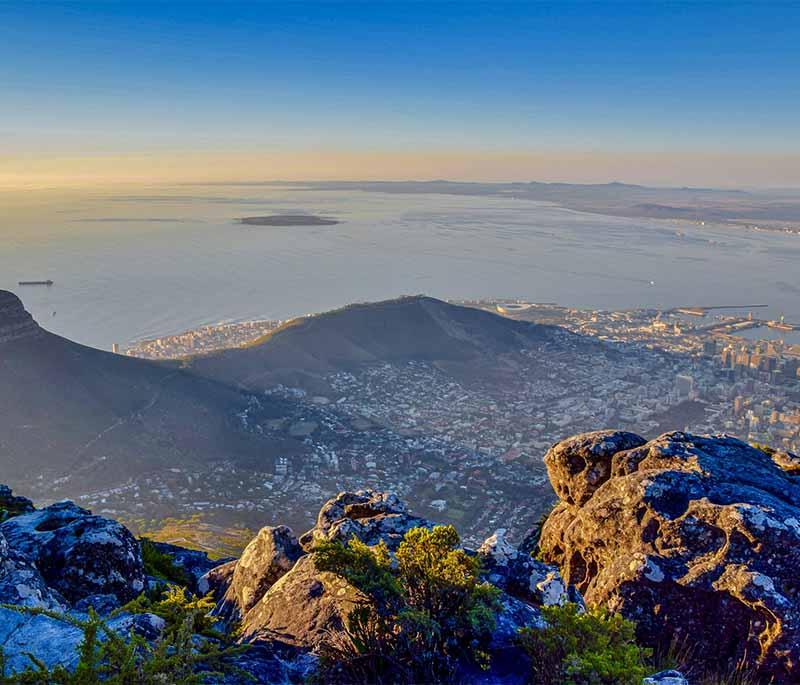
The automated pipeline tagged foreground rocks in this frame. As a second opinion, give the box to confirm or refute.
[539,430,800,683]
[0,480,691,684]
[0,500,145,604]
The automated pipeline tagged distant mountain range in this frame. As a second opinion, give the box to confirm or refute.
[285,180,800,228]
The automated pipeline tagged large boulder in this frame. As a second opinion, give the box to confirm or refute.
[0,530,65,609]
[539,430,800,682]
[0,501,144,605]
[298,489,432,552]
[216,525,303,621]
[238,553,366,648]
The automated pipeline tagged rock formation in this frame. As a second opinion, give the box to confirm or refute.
[0,500,145,604]
[0,290,41,344]
[215,525,303,621]
[539,430,800,682]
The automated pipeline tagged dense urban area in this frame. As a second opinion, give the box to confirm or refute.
[107,299,800,550]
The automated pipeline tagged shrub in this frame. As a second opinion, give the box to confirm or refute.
[139,538,193,587]
[518,603,651,685]
[313,525,501,684]
[0,588,247,684]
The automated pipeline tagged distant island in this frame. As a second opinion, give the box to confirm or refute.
[236,214,340,226]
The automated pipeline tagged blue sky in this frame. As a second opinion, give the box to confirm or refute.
[1,1,799,185]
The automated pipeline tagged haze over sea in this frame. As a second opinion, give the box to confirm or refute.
[3,183,799,351]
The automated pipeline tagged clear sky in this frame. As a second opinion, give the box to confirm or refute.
[2,1,799,188]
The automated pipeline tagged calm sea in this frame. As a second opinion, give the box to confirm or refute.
[2,183,799,350]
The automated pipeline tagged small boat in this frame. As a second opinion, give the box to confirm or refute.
[18,280,54,286]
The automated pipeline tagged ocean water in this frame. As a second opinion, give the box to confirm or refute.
[2,183,799,351]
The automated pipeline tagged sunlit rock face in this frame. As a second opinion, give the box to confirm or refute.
[0,290,41,344]
[538,430,800,683]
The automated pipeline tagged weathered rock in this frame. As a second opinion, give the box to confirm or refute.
[0,607,83,674]
[299,489,432,552]
[0,501,144,605]
[643,670,689,685]
[239,554,366,649]
[0,607,164,675]
[216,525,302,621]
[539,430,800,682]
[198,559,237,600]
[478,528,581,608]
[0,484,35,518]
[0,530,65,609]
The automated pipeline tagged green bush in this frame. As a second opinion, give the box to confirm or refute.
[0,588,247,684]
[139,538,193,587]
[518,603,651,685]
[313,525,501,684]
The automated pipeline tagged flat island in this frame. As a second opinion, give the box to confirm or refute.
[236,214,340,226]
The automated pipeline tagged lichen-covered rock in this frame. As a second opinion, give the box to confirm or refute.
[0,531,65,609]
[216,525,302,621]
[239,554,366,648]
[478,528,581,608]
[298,489,432,552]
[0,501,144,605]
[539,430,800,682]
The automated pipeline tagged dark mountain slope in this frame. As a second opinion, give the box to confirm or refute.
[187,295,559,391]
[0,291,298,494]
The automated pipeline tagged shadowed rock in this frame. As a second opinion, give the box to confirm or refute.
[0,501,144,605]
[539,430,800,682]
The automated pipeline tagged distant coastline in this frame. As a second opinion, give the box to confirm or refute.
[236,214,340,227]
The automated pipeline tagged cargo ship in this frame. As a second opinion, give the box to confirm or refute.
[18,280,54,286]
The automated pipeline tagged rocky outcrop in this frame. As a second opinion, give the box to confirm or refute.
[298,489,432,552]
[0,530,65,610]
[539,430,800,682]
[216,525,302,621]
[478,528,582,608]
[0,290,41,345]
[0,501,144,604]
[239,553,366,648]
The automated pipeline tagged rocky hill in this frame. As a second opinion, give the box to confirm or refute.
[539,430,800,683]
[187,295,563,391]
[0,290,301,496]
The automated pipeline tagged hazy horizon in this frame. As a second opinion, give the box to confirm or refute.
[3,1,799,189]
